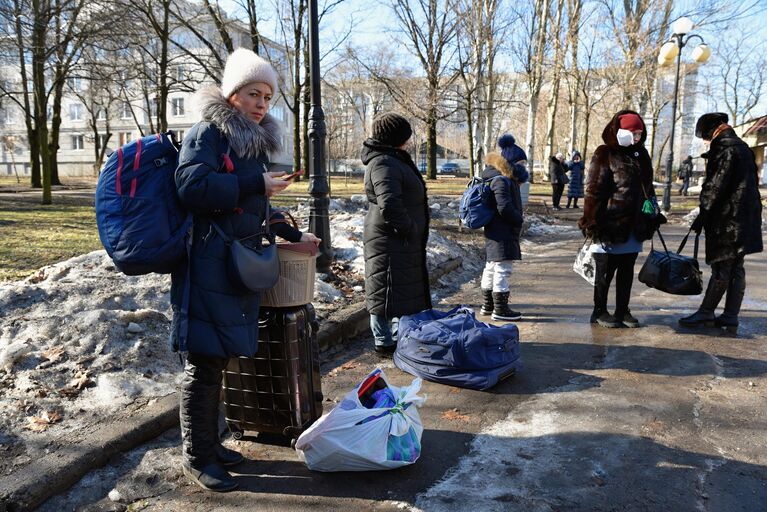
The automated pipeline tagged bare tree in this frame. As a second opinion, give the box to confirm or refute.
[542,0,566,162]
[714,30,766,126]
[363,0,459,180]
[510,0,550,181]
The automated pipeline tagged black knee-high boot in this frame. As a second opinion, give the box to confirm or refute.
[180,354,237,492]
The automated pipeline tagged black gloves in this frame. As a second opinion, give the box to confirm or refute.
[690,209,706,234]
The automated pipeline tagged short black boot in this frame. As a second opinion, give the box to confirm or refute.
[480,289,494,316]
[491,292,522,321]
[679,278,728,328]
[211,405,244,467]
[180,355,238,492]
[716,280,745,335]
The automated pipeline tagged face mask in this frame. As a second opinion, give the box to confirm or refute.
[616,129,635,147]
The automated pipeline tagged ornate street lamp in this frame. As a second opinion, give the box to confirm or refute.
[657,17,711,211]
[307,0,333,273]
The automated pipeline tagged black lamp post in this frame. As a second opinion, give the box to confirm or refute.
[658,17,711,212]
[307,0,333,273]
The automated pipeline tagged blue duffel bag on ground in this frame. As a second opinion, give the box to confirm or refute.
[393,307,522,390]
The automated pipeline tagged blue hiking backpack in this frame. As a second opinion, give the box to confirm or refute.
[95,132,191,275]
[393,307,522,390]
[459,177,496,229]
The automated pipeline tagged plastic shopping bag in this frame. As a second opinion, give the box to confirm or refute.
[573,239,596,286]
[294,368,425,472]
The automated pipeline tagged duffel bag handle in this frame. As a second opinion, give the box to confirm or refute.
[653,228,671,255]
[676,228,700,260]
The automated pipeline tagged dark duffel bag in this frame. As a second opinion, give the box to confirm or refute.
[638,228,703,295]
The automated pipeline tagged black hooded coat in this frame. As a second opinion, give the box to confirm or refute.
[698,128,763,263]
[361,139,431,318]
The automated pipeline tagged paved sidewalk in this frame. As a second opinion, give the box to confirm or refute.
[36,223,767,511]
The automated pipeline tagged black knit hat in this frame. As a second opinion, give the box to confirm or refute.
[371,113,412,147]
[695,112,728,140]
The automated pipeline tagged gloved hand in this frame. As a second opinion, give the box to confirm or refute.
[690,210,706,234]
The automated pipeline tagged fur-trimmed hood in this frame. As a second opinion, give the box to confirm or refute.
[194,85,282,159]
[485,152,528,183]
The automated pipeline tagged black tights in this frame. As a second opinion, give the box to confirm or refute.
[593,252,638,316]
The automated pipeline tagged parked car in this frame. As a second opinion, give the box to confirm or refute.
[418,161,427,174]
[438,162,460,175]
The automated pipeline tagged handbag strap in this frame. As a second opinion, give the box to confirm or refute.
[676,228,700,259]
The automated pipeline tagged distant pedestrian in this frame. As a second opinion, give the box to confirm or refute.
[678,155,693,196]
[361,113,431,355]
[565,151,585,208]
[578,110,663,328]
[479,135,528,321]
[679,113,763,334]
[549,152,568,210]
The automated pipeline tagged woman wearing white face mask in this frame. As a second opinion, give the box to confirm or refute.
[578,110,663,328]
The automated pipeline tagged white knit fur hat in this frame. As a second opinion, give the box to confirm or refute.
[220,48,279,98]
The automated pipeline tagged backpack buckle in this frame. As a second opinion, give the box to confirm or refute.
[154,157,167,167]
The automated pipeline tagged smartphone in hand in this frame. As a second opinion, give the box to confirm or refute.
[281,170,302,181]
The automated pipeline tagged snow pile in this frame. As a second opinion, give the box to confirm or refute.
[0,251,180,461]
[524,213,578,236]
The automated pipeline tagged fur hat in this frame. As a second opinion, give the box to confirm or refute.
[497,133,516,148]
[371,113,412,147]
[695,112,728,140]
[221,48,279,99]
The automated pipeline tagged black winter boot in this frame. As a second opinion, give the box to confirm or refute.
[211,404,244,467]
[679,278,728,328]
[180,355,238,492]
[716,278,745,335]
[480,289,494,316]
[491,292,522,321]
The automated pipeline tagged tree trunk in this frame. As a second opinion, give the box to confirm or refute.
[426,112,437,181]
[543,0,565,162]
[49,72,65,186]
[157,0,170,132]
[32,0,51,204]
[525,95,539,182]
[583,108,591,159]
[465,98,475,177]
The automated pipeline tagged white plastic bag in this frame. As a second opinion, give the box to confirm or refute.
[294,368,425,472]
[573,239,596,286]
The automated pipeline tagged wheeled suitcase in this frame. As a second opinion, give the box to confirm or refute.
[222,304,323,445]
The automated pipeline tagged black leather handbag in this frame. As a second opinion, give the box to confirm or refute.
[210,201,280,293]
[638,228,702,296]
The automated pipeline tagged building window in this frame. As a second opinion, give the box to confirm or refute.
[120,101,132,120]
[72,135,84,150]
[172,98,184,117]
[0,107,12,124]
[271,105,285,122]
[67,77,82,91]
[97,108,107,120]
[69,103,83,121]
[119,132,133,146]
[176,66,185,82]
[98,134,110,151]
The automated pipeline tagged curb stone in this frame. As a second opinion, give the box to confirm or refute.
[0,255,463,511]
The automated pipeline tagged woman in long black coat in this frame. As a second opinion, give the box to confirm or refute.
[679,112,763,334]
[361,113,431,355]
[549,153,568,210]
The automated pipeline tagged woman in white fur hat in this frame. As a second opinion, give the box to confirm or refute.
[171,48,319,492]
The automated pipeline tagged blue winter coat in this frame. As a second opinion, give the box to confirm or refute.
[170,87,300,358]
[482,153,524,262]
[566,153,585,198]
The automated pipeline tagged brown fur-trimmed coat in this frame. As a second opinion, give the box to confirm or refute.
[578,110,660,244]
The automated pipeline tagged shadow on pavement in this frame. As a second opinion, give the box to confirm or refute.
[227,430,767,511]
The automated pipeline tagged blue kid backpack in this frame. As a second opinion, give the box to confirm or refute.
[459,177,496,229]
[95,132,191,275]
[393,307,522,390]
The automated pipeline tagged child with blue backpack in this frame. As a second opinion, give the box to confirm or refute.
[479,135,529,321]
